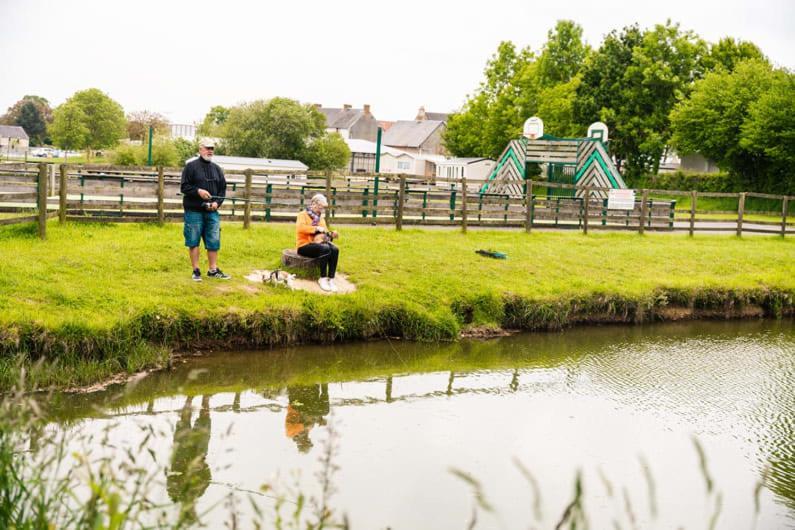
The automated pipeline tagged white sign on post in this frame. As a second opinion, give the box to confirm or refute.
[607,189,635,210]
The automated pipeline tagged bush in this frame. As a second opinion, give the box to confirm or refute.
[110,144,141,166]
[173,138,199,165]
[110,139,180,167]
[632,170,741,193]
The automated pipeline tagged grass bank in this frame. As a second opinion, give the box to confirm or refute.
[1,221,793,390]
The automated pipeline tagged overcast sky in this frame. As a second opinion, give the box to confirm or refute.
[1,0,792,125]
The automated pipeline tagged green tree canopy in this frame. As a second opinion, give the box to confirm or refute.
[222,98,325,160]
[575,22,707,177]
[705,37,766,72]
[445,22,589,158]
[49,102,89,151]
[49,89,126,156]
[304,132,351,171]
[197,105,230,137]
[537,20,589,87]
[670,60,794,193]
[0,95,53,145]
[444,41,535,158]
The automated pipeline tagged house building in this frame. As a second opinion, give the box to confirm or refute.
[679,153,720,173]
[382,120,447,157]
[415,106,449,123]
[170,123,197,140]
[0,125,30,152]
[187,155,307,172]
[343,137,446,177]
[435,157,496,182]
[317,104,378,142]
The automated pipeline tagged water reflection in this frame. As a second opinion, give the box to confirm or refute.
[285,384,330,453]
[167,395,212,525]
[41,320,795,528]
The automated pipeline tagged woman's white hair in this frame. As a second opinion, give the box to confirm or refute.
[310,194,329,207]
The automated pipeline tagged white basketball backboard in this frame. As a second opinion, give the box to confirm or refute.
[523,117,544,139]
[588,121,609,142]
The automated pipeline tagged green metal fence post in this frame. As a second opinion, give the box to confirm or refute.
[372,176,380,219]
[449,187,457,222]
[37,163,47,239]
[59,164,67,223]
[265,183,272,222]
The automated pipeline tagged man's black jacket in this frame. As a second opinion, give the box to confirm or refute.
[180,157,227,212]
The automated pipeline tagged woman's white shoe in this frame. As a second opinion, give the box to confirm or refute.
[318,277,332,291]
[328,279,339,292]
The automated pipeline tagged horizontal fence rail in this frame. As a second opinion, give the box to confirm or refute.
[0,163,792,238]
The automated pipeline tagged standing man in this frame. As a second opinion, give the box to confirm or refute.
[181,138,231,281]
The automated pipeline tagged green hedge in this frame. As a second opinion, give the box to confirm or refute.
[630,171,740,193]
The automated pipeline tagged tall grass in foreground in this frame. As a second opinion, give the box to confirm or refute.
[1,372,775,529]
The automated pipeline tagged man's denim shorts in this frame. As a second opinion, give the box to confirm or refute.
[184,210,221,250]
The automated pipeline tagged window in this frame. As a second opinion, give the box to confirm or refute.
[397,160,411,170]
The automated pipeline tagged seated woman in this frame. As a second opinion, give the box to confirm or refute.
[295,194,340,292]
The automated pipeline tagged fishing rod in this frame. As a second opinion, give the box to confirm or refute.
[176,192,271,206]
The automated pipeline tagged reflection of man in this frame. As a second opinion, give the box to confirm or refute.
[285,384,330,453]
[167,395,212,525]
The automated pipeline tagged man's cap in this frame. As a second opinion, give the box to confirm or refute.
[199,138,216,148]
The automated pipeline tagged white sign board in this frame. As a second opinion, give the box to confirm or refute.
[607,189,635,210]
[523,117,544,139]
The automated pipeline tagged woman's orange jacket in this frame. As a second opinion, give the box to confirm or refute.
[295,211,327,248]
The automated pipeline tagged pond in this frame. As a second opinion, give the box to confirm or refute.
[43,320,794,529]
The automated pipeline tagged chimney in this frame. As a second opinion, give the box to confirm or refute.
[416,106,427,120]
[363,104,371,115]
[343,103,352,110]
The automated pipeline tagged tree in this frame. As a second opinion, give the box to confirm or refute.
[49,89,126,158]
[575,22,707,177]
[705,37,766,73]
[537,74,582,137]
[444,41,535,158]
[0,95,53,145]
[304,133,351,171]
[222,98,325,160]
[126,110,170,142]
[537,20,589,87]
[49,102,89,151]
[197,105,230,137]
[669,60,791,192]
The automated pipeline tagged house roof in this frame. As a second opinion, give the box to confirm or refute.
[319,107,369,130]
[377,120,394,131]
[436,157,492,165]
[382,120,445,148]
[424,112,449,122]
[188,155,308,171]
[0,125,29,140]
[345,138,412,158]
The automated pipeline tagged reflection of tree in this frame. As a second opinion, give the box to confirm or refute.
[285,384,329,453]
[167,395,212,526]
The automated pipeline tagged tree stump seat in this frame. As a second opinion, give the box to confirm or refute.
[281,249,318,270]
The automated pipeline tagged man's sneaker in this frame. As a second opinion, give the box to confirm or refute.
[192,268,202,282]
[328,278,339,292]
[318,277,332,291]
[207,268,231,280]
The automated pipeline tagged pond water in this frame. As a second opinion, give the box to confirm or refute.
[45,320,794,529]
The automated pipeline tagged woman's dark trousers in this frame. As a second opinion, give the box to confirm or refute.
[297,243,339,278]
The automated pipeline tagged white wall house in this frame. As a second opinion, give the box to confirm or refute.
[0,125,30,152]
[435,158,496,182]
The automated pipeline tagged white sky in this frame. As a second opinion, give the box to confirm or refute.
[1,0,793,124]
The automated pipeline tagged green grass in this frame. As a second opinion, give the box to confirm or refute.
[1,220,794,389]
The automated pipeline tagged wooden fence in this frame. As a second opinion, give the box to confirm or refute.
[0,162,792,238]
